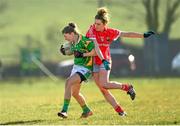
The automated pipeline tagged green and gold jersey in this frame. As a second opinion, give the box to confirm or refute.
[71,35,95,71]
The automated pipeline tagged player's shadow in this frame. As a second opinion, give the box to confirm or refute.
[0,119,44,125]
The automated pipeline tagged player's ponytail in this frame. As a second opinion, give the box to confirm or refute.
[95,7,109,24]
[62,22,79,34]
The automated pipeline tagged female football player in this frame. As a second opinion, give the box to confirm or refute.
[57,23,96,118]
[74,7,154,116]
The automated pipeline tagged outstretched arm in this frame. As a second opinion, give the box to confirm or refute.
[121,31,144,38]
[121,31,155,38]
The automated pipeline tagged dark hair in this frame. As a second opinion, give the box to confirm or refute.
[62,23,78,34]
[95,7,109,24]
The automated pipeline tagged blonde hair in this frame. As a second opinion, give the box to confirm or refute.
[95,7,109,24]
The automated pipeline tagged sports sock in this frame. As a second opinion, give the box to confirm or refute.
[61,99,70,112]
[121,84,129,91]
[115,105,124,113]
[81,104,90,113]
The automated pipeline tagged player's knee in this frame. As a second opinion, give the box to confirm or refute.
[99,80,109,89]
[102,83,109,89]
[65,78,73,87]
[72,91,79,98]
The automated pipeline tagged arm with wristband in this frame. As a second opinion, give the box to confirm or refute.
[89,39,111,70]
[74,38,110,70]
[121,31,155,38]
[74,49,96,58]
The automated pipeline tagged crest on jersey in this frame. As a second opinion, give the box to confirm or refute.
[100,37,104,42]
[106,37,110,42]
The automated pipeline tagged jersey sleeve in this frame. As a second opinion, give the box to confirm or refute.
[109,28,121,41]
[86,25,96,40]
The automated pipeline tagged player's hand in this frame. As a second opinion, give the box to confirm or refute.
[74,51,84,58]
[102,59,110,70]
[144,31,155,38]
[60,45,65,55]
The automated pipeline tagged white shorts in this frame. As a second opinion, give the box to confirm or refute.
[70,65,91,81]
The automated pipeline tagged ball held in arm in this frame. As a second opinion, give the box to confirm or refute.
[59,42,73,56]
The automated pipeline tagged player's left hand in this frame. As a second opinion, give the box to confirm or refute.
[102,59,110,70]
[144,31,155,38]
[74,51,84,58]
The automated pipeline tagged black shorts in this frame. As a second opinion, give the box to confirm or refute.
[76,72,87,83]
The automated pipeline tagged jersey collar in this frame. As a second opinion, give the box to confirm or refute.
[73,34,82,45]
[77,34,82,43]
[92,24,108,32]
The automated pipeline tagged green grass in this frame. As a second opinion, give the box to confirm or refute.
[0,0,180,64]
[0,77,180,125]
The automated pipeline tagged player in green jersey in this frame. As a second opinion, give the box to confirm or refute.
[57,23,96,118]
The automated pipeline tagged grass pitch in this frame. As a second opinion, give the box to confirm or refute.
[0,77,180,125]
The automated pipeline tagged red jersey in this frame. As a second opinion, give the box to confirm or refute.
[86,24,121,65]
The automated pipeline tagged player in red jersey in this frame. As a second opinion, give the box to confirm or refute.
[74,7,154,116]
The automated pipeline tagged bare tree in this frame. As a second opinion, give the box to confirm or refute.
[0,0,8,28]
[142,0,180,37]
[0,0,7,13]
[142,0,159,32]
[163,0,180,36]
[142,0,180,75]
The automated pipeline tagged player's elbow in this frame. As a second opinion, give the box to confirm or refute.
[90,49,97,56]
[93,50,97,56]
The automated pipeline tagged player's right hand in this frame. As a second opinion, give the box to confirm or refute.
[60,45,65,55]
[102,59,110,70]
